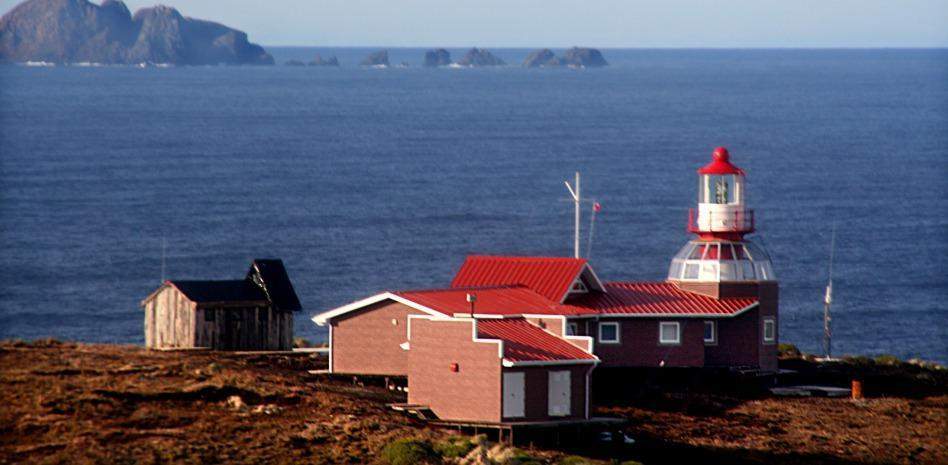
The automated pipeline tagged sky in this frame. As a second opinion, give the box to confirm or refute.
[2,0,947,47]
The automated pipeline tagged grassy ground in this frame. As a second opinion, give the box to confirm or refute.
[0,340,944,465]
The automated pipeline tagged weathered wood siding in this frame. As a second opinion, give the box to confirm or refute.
[144,286,197,349]
[144,286,293,351]
[194,307,293,350]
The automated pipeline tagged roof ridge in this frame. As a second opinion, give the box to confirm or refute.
[394,284,533,294]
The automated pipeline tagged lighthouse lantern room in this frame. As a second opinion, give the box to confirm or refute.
[668,147,776,282]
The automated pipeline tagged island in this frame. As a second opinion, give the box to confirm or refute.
[0,0,274,65]
[360,49,389,67]
[457,47,505,67]
[522,48,556,68]
[308,54,339,67]
[522,47,609,68]
[423,48,452,67]
[285,60,305,67]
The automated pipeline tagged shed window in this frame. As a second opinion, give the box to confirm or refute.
[598,322,620,344]
[659,322,680,345]
[704,321,717,345]
[567,322,579,336]
[763,318,776,344]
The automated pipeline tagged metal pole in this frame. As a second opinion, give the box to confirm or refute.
[574,172,581,258]
[823,223,836,359]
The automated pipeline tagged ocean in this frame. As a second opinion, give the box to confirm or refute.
[1,48,945,363]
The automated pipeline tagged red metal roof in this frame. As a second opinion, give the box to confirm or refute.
[396,282,754,318]
[395,286,585,316]
[451,255,588,302]
[698,147,745,176]
[563,282,757,316]
[476,318,597,363]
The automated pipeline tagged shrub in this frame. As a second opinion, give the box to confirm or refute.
[558,456,598,465]
[777,343,801,358]
[433,436,475,458]
[874,354,902,366]
[380,438,441,465]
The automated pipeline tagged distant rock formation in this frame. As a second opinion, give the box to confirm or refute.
[553,47,609,68]
[457,48,505,67]
[360,50,389,67]
[423,48,451,67]
[0,0,274,65]
[522,48,556,68]
[285,59,305,67]
[308,54,339,67]
[522,47,609,68]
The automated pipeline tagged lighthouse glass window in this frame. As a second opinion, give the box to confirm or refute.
[700,175,740,205]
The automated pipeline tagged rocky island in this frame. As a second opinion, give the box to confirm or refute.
[0,0,273,65]
[308,54,339,67]
[360,49,389,67]
[423,48,452,67]
[523,47,609,68]
[457,47,505,66]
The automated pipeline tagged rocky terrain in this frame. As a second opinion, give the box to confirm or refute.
[523,47,609,68]
[424,48,452,67]
[457,47,505,67]
[0,340,944,465]
[361,49,389,67]
[0,0,273,65]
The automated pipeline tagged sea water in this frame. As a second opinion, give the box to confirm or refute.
[1,48,945,363]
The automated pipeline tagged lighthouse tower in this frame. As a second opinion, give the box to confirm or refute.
[668,147,776,291]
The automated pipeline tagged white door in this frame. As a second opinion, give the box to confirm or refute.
[548,370,571,416]
[502,372,525,418]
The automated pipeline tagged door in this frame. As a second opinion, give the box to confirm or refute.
[502,372,525,418]
[548,370,571,416]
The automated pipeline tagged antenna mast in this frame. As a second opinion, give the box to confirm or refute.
[160,236,167,283]
[564,172,581,258]
[823,223,836,359]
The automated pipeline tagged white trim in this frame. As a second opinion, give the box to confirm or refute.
[406,314,505,358]
[523,314,597,355]
[312,292,447,326]
[450,313,504,319]
[598,322,621,344]
[558,263,606,303]
[584,367,591,419]
[703,320,717,345]
[763,317,776,344]
[328,324,333,373]
[659,321,681,345]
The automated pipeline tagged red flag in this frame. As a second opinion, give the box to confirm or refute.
[593,202,602,213]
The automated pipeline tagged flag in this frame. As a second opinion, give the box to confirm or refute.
[593,202,602,213]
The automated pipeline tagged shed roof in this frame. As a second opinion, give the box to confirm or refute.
[451,255,595,302]
[476,318,597,364]
[167,280,267,304]
[248,259,302,311]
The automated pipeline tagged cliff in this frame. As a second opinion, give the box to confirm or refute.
[0,0,273,65]
[423,48,451,67]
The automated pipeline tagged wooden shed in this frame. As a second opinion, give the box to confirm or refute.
[142,259,302,350]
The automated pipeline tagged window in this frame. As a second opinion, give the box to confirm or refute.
[763,318,776,344]
[205,308,216,323]
[570,280,588,293]
[703,321,717,345]
[598,322,620,344]
[659,322,680,344]
[567,322,579,336]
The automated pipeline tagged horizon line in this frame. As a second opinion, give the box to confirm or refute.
[262,45,948,50]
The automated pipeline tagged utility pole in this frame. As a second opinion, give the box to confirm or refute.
[564,172,581,258]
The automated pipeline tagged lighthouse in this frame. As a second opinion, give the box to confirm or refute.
[668,147,776,284]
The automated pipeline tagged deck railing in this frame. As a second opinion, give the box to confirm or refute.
[688,208,755,234]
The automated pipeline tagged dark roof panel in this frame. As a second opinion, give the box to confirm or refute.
[247,259,303,312]
[168,280,267,304]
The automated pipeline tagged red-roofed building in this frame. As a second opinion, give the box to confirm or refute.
[312,147,779,424]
